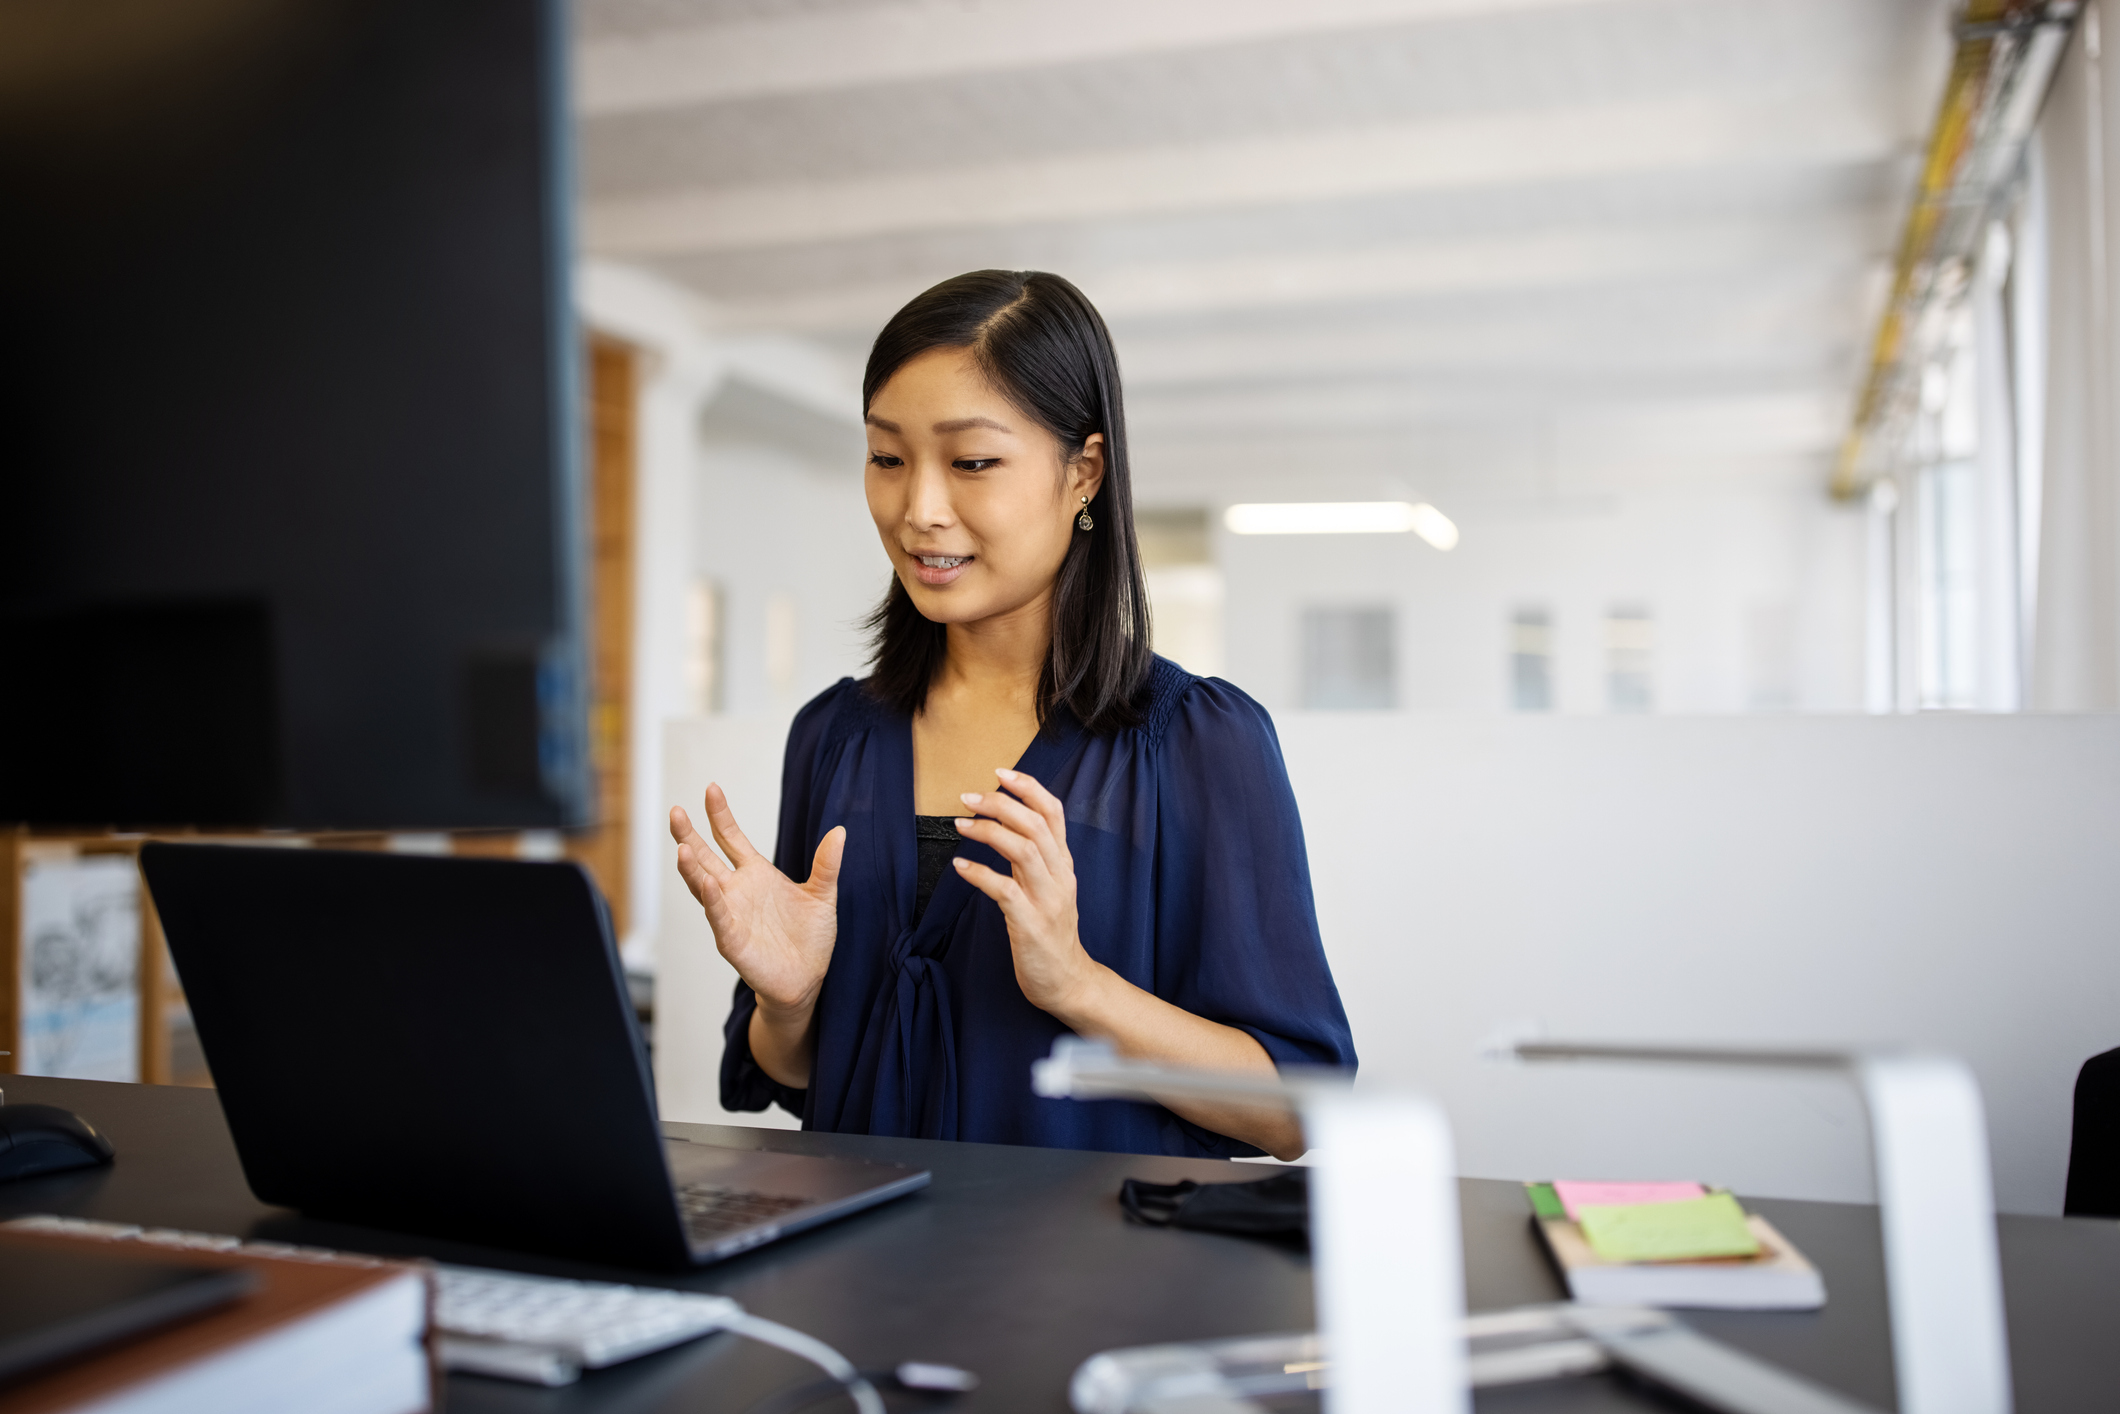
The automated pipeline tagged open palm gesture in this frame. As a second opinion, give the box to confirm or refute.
[952,768,1098,1017]
[669,784,844,1014]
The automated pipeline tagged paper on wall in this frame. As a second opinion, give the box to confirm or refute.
[19,856,140,1082]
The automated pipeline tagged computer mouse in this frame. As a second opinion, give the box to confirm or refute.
[0,1104,116,1182]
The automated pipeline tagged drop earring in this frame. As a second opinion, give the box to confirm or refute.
[1077,496,1094,532]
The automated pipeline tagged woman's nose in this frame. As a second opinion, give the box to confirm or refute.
[905,462,954,528]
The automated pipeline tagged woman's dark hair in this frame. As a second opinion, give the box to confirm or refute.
[861,270,1153,736]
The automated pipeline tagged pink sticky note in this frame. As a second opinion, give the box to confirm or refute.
[1550,1180,1706,1222]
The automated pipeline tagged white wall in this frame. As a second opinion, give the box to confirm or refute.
[2029,11,2120,710]
[693,428,891,718]
[657,709,2120,1215]
[580,259,882,964]
[580,262,720,965]
[649,415,884,1119]
[656,714,800,1129]
[1217,484,1868,715]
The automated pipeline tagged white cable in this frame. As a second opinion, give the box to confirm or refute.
[725,1312,886,1414]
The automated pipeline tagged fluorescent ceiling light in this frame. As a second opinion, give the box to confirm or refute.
[1224,500,1459,550]
[1406,503,1460,551]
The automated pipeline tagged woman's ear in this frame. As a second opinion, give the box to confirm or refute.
[1070,432,1108,507]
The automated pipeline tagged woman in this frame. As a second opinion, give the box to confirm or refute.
[669,270,1353,1161]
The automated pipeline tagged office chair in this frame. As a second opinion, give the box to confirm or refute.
[2063,1047,2120,1217]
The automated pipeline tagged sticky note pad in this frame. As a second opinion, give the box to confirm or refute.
[1550,1180,1705,1222]
[1577,1192,1762,1264]
[1525,1183,1566,1220]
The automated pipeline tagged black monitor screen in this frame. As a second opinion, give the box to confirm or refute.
[0,0,587,830]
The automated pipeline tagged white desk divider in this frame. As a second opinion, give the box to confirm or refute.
[1509,1042,2012,1414]
[1032,1039,1469,1414]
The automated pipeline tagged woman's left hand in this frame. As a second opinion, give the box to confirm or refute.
[953,768,1106,1020]
[955,769,1305,1159]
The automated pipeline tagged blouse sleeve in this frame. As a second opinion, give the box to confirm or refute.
[717,680,854,1120]
[1152,678,1357,1084]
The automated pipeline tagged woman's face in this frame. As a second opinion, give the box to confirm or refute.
[864,346,1104,629]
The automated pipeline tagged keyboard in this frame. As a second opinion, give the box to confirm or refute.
[433,1264,740,1386]
[677,1183,813,1242]
[5,1215,739,1388]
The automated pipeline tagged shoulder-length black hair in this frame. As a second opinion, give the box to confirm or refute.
[862,270,1153,736]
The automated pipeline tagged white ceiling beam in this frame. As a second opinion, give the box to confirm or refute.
[1555,392,1845,458]
[1128,379,1840,436]
[1117,332,1854,395]
[1130,456,1829,507]
[681,212,1878,339]
[1109,273,1873,388]
[583,93,1899,258]
[1126,434,1828,504]
[575,0,1623,116]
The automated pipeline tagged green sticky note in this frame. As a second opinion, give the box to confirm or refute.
[1577,1192,1761,1264]
[1525,1182,1566,1220]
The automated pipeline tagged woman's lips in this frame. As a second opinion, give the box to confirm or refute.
[912,553,973,586]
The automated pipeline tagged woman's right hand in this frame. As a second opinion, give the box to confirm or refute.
[669,785,844,1016]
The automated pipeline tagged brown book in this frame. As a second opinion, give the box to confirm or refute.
[0,1225,432,1414]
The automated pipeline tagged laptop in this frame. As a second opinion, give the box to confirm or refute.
[139,842,928,1270]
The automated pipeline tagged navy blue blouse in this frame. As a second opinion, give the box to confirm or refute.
[719,656,1356,1158]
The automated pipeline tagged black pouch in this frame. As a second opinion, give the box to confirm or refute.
[1118,1170,1310,1244]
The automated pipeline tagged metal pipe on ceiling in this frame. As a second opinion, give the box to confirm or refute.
[1833,0,2081,501]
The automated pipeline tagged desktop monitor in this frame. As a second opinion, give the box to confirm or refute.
[0,0,588,830]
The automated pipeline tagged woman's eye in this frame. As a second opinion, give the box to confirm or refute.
[953,458,999,472]
[867,453,904,469]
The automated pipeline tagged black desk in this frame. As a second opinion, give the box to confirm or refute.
[5,1076,2118,1412]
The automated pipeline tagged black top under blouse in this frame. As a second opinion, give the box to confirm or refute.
[913,815,960,921]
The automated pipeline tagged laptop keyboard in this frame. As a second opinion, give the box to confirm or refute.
[676,1184,814,1242]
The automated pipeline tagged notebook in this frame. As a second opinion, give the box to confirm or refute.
[0,1246,253,1384]
[0,1221,431,1414]
[1525,1181,1826,1310]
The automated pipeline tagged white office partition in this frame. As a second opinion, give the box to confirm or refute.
[1278,712,2120,1215]
[652,711,2120,1213]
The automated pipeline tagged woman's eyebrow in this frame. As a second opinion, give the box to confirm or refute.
[933,416,1011,434]
[864,414,901,432]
